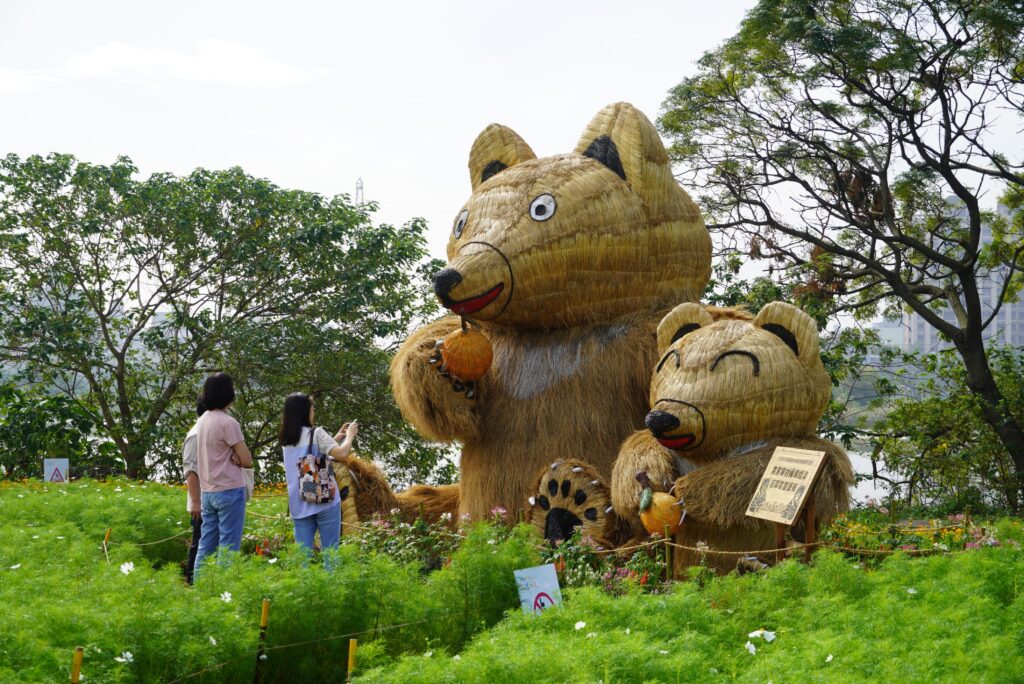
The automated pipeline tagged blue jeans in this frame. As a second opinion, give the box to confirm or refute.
[293,502,341,562]
[194,487,246,582]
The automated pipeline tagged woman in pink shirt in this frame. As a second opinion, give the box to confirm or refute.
[193,373,252,582]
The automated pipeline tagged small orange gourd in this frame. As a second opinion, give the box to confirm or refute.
[636,471,684,536]
[441,326,493,381]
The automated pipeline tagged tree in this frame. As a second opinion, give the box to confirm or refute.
[0,381,121,479]
[0,154,445,480]
[872,346,1024,512]
[661,0,1024,504]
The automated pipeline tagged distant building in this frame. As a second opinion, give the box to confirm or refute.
[902,203,1023,354]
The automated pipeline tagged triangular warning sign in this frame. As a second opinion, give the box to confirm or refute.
[49,467,65,483]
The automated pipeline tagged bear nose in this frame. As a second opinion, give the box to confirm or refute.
[432,268,463,300]
[645,410,681,437]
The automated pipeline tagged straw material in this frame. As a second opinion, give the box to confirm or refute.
[392,307,668,521]
[395,484,461,523]
[332,455,400,533]
[468,124,536,192]
[609,429,678,538]
[528,459,616,547]
[389,102,714,524]
[609,301,853,572]
[672,437,854,573]
[649,301,831,463]
[610,305,755,521]
[334,465,360,536]
[441,102,711,330]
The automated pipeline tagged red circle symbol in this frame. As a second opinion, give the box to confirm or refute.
[532,592,555,613]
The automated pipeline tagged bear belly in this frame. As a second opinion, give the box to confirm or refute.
[456,314,662,521]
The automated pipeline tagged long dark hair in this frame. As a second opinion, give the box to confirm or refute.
[279,392,313,446]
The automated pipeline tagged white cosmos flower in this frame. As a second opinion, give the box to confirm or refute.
[114,651,133,663]
[9,564,21,570]
[209,636,217,646]
[574,621,586,630]
[268,558,278,564]
[120,562,134,575]
[220,591,232,603]
[906,587,918,594]
[745,641,757,655]
[424,651,433,657]
[826,654,834,663]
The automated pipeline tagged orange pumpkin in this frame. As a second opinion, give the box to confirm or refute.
[441,328,493,381]
[639,491,683,536]
[636,470,684,536]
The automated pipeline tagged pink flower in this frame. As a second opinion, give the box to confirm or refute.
[965,542,979,549]
[490,506,507,517]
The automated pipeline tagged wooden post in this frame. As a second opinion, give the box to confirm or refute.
[70,646,83,684]
[102,528,112,563]
[803,492,816,563]
[663,524,672,582]
[774,523,786,564]
[346,638,357,683]
[254,599,270,683]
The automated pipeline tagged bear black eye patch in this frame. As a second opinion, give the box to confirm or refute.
[710,350,760,376]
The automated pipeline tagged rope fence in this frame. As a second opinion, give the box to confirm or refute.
[81,510,985,682]
[101,509,979,560]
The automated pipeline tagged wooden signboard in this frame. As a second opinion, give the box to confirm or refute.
[746,447,826,525]
[746,446,827,563]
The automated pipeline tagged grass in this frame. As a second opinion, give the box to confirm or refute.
[1,478,1022,683]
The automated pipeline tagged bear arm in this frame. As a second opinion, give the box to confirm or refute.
[611,430,677,523]
[333,454,400,521]
[674,447,775,530]
[389,316,480,443]
[675,438,856,531]
[396,484,461,524]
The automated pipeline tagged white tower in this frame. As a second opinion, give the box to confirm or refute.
[355,177,364,206]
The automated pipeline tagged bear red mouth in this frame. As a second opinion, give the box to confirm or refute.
[445,283,504,315]
[656,434,696,450]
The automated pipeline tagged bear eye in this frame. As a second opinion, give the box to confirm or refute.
[529,194,556,222]
[453,210,468,238]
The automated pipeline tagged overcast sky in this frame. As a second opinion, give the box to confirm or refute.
[0,0,755,259]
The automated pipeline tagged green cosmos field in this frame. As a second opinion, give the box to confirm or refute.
[2,479,1023,683]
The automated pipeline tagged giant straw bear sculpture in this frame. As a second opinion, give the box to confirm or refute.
[609,302,855,572]
[390,103,712,529]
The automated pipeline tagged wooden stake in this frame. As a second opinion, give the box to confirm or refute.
[663,524,672,582]
[346,638,357,683]
[254,599,270,683]
[70,646,83,684]
[803,492,816,563]
[102,528,112,564]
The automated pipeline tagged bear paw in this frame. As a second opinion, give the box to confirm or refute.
[528,460,616,547]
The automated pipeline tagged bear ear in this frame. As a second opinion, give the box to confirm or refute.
[468,124,536,191]
[574,103,681,217]
[657,302,714,355]
[753,302,820,360]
